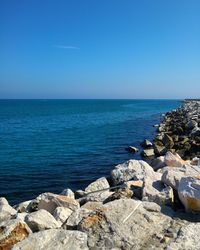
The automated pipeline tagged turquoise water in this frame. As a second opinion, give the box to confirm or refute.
[0,99,180,204]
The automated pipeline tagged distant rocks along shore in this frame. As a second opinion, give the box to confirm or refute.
[0,100,200,250]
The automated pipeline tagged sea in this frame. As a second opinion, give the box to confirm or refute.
[0,99,181,205]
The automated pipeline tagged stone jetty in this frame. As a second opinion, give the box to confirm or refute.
[0,100,200,249]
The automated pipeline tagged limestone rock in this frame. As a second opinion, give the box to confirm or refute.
[142,177,174,206]
[85,177,110,193]
[0,219,31,249]
[77,199,173,249]
[111,159,161,185]
[164,152,186,167]
[60,188,75,199]
[53,207,73,225]
[12,229,88,250]
[178,176,200,212]
[78,190,113,205]
[166,223,200,250]
[0,198,17,222]
[36,192,80,214]
[142,148,155,157]
[14,200,32,213]
[161,164,200,190]
[103,188,133,203]
[63,208,92,229]
[81,201,104,211]
[25,209,60,232]
[150,156,166,170]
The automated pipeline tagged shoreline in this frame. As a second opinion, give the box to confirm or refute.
[0,100,200,249]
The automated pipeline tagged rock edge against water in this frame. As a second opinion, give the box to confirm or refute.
[0,100,200,250]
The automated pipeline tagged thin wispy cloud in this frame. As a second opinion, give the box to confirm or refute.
[54,45,80,50]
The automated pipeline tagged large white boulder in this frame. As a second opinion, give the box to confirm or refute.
[164,152,186,167]
[0,197,17,222]
[111,159,161,185]
[178,176,200,212]
[85,177,110,193]
[12,229,88,250]
[53,207,73,225]
[25,209,60,232]
[36,192,80,214]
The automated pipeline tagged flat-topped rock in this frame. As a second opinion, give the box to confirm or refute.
[111,159,161,185]
[85,177,110,193]
[12,229,88,250]
[25,209,60,232]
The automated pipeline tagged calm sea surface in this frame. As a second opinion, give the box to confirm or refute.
[0,99,180,204]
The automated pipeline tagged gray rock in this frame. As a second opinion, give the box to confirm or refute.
[178,176,200,212]
[77,199,173,249]
[85,177,110,193]
[12,229,88,250]
[25,209,60,232]
[111,159,161,185]
[0,198,17,222]
[150,156,166,171]
[53,207,73,225]
[166,223,200,250]
[63,208,92,229]
[0,219,31,249]
[60,188,75,199]
[142,177,174,206]
[14,200,32,213]
[78,190,113,205]
[36,192,80,214]
[142,148,155,157]
[161,164,200,190]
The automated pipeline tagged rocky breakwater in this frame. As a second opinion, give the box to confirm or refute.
[153,100,200,160]
[1,100,200,249]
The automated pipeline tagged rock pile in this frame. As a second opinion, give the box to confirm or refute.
[1,100,200,249]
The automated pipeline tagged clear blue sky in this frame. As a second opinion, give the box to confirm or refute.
[0,0,200,99]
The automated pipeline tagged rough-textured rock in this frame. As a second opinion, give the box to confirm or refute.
[164,152,186,167]
[63,208,92,229]
[81,202,104,211]
[0,219,31,249]
[103,188,133,203]
[142,148,155,157]
[36,192,80,214]
[178,176,200,212]
[85,177,110,193]
[161,164,200,190]
[60,188,75,199]
[78,191,113,205]
[166,223,200,250]
[150,156,166,170]
[12,229,88,250]
[14,200,32,213]
[142,177,174,206]
[25,209,60,232]
[53,207,73,225]
[77,199,174,249]
[111,159,161,185]
[0,198,17,222]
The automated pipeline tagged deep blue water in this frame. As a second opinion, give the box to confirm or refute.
[0,99,180,205]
